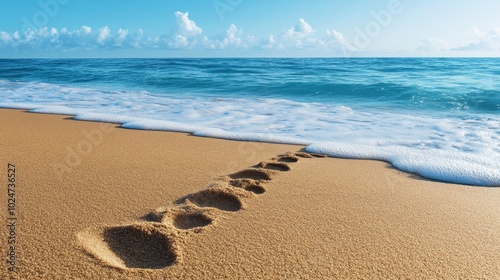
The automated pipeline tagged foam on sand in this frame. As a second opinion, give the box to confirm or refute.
[30,106,89,115]
[74,112,145,124]
[0,77,498,187]
[307,142,500,187]
[0,102,41,110]
[193,129,312,145]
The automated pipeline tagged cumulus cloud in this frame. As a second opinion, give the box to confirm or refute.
[3,8,500,57]
[115,28,129,46]
[130,29,144,48]
[0,12,353,55]
[0,26,149,51]
[452,27,500,51]
[258,18,354,55]
[167,11,204,48]
[261,35,276,49]
[97,26,111,45]
[416,27,500,53]
[277,18,317,49]
[258,19,355,55]
[81,25,92,35]
[211,24,255,49]
[285,18,315,38]
[324,29,356,53]
[173,11,202,36]
[222,24,243,47]
[326,30,346,45]
[12,31,20,40]
[0,31,13,45]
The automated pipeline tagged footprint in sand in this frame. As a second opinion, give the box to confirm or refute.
[277,155,299,163]
[230,178,266,194]
[162,207,213,230]
[78,223,178,270]
[229,168,272,180]
[310,153,327,158]
[295,151,327,158]
[186,187,244,212]
[258,161,291,171]
[78,151,326,270]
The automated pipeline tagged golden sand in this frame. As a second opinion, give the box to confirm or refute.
[0,109,499,279]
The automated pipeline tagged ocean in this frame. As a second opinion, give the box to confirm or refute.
[0,58,499,186]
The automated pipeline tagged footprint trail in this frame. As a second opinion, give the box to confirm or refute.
[77,151,326,270]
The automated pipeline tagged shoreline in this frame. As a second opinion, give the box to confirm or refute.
[2,106,497,187]
[1,108,499,279]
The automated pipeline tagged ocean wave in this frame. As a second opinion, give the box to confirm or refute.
[0,58,499,186]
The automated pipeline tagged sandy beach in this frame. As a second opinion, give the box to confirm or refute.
[0,108,499,279]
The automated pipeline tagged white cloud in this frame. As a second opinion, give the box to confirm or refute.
[0,31,12,45]
[259,19,355,55]
[0,25,145,51]
[0,13,353,56]
[2,7,499,57]
[131,29,144,48]
[169,34,190,48]
[173,11,202,37]
[264,35,276,49]
[453,27,500,51]
[50,28,58,37]
[49,27,59,43]
[201,35,216,49]
[326,30,347,45]
[323,29,356,53]
[276,18,317,49]
[81,25,92,35]
[285,18,315,38]
[413,27,500,54]
[223,24,242,47]
[12,31,20,40]
[115,28,129,46]
[97,26,111,45]
[167,11,204,49]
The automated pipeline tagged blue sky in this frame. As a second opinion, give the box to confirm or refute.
[0,0,499,57]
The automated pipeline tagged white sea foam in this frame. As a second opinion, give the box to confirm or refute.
[0,102,38,109]
[121,120,203,133]
[0,80,499,186]
[306,142,500,187]
[74,113,145,124]
[193,129,312,145]
[30,106,88,115]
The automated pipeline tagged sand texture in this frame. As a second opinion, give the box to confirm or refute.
[0,109,499,279]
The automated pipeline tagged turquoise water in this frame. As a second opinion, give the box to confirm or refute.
[0,58,499,186]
